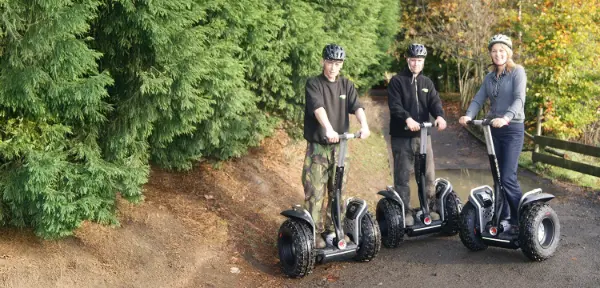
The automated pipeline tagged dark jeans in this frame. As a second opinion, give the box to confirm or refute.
[391,136,436,212]
[491,122,524,226]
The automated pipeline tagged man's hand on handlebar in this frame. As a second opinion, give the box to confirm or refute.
[406,118,421,131]
[325,129,339,143]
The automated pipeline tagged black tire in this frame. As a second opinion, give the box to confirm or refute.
[354,211,381,261]
[519,203,560,261]
[441,192,461,236]
[376,198,405,248]
[277,219,315,278]
[458,201,488,251]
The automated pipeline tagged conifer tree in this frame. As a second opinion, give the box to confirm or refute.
[361,0,400,88]
[0,0,402,238]
[92,0,274,171]
[0,0,122,238]
[92,0,209,173]
[158,0,275,168]
[319,0,389,90]
[268,0,326,123]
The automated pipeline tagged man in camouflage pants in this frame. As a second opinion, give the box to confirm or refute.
[302,44,370,248]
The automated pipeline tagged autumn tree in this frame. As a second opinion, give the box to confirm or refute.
[398,0,508,111]
[512,0,600,139]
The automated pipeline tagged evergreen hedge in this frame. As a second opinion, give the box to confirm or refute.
[0,0,399,238]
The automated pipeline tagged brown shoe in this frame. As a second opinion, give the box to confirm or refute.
[315,234,326,249]
[404,212,414,226]
[344,234,352,244]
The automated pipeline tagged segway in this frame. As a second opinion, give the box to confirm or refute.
[277,132,381,278]
[376,122,463,248]
[458,119,560,261]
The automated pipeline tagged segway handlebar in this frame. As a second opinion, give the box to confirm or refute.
[404,122,434,130]
[467,119,492,126]
[338,132,361,140]
[323,132,362,143]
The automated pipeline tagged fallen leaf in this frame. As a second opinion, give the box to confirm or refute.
[327,274,339,282]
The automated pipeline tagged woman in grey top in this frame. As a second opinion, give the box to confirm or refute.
[459,34,526,234]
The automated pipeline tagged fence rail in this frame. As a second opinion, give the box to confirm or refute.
[532,135,600,177]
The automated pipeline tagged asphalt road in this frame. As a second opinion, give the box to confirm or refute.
[285,172,600,288]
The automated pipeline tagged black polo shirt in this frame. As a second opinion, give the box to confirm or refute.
[304,74,363,144]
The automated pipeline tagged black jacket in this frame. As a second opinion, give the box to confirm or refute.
[387,68,444,138]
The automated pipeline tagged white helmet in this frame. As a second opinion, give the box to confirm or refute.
[488,34,512,51]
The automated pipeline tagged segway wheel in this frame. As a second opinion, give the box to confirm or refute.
[278,219,315,278]
[376,198,405,248]
[519,203,560,261]
[458,201,487,251]
[353,211,381,262]
[441,192,461,236]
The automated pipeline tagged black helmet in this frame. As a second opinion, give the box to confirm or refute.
[406,44,427,58]
[322,44,346,61]
[488,34,512,51]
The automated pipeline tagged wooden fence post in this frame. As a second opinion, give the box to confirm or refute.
[534,107,543,155]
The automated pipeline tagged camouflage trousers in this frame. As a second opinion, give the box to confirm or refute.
[302,142,349,234]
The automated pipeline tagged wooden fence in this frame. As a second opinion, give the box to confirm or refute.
[530,105,600,179]
[532,136,600,177]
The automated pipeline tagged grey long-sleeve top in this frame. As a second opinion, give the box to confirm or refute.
[465,65,527,123]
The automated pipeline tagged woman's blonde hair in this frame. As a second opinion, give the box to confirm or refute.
[488,43,517,73]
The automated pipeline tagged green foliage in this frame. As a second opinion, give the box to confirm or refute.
[512,0,600,139]
[0,0,123,238]
[319,0,389,90]
[258,0,325,124]
[0,0,399,238]
[157,0,277,168]
[91,0,215,172]
[359,0,400,90]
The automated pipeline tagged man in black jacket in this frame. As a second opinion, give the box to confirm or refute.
[387,43,447,226]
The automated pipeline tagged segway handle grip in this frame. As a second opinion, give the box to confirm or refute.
[404,122,434,130]
[338,132,361,140]
[467,119,491,126]
[322,132,361,143]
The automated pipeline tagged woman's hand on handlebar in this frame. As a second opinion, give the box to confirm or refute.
[491,117,509,128]
[458,116,471,127]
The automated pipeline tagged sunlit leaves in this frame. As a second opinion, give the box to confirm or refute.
[515,0,600,139]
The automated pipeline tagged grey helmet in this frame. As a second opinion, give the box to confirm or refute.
[406,44,427,58]
[488,34,512,50]
[322,44,346,61]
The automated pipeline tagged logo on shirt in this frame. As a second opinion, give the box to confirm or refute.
[339,94,346,99]
[422,88,429,93]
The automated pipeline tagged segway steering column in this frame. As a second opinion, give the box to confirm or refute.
[329,132,360,249]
